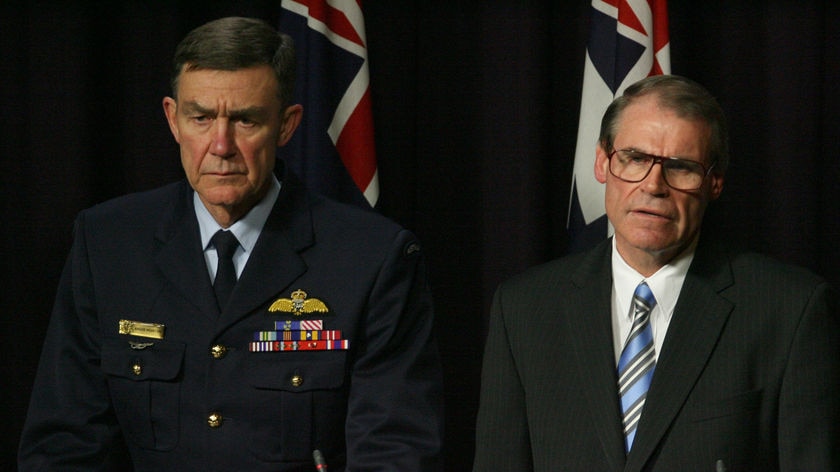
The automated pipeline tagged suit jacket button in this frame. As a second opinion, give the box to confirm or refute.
[207,412,223,428]
[132,364,142,376]
[210,344,227,359]
[291,374,304,387]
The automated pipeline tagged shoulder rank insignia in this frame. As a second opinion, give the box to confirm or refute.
[269,289,329,316]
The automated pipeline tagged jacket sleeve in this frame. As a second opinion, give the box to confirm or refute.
[778,281,840,470]
[18,214,132,471]
[344,229,444,471]
[472,284,534,471]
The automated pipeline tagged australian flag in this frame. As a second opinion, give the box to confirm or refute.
[279,0,379,208]
[567,0,670,252]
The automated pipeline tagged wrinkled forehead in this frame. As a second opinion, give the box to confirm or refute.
[175,66,282,104]
[615,96,713,160]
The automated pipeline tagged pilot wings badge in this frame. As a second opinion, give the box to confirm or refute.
[269,289,329,316]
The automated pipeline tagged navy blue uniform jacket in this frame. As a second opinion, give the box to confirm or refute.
[19,168,444,471]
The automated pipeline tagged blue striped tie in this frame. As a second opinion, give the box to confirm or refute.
[617,281,657,453]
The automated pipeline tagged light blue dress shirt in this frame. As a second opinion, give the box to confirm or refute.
[194,175,281,282]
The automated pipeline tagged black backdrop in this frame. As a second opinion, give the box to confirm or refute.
[2,1,838,470]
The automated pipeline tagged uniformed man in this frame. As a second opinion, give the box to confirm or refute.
[19,16,444,471]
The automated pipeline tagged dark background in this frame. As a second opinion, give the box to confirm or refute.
[2,1,838,470]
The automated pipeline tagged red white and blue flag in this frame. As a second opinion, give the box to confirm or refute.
[279,0,379,208]
[567,0,670,251]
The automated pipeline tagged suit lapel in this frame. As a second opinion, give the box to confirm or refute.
[624,242,735,472]
[566,241,628,471]
[154,182,219,319]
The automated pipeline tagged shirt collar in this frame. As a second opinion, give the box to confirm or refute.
[194,175,281,253]
[611,235,697,321]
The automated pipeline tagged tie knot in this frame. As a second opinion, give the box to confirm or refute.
[211,230,240,258]
[634,281,657,311]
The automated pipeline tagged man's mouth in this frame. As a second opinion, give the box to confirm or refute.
[632,208,670,219]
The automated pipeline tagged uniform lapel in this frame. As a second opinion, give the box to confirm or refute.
[566,241,628,471]
[218,174,313,327]
[154,182,219,319]
[624,242,735,472]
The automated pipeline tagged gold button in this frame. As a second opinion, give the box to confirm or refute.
[291,374,303,387]
[132,364,142,376]
[207,413,223,428]
[210,344,227,359]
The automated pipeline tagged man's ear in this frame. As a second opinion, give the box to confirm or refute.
[162,97,180,143]
[708,172,725,201]
[594,144,610,184]
[277,104,303,147]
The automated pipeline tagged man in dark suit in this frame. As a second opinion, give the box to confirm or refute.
[473,75,839,471]
[19,17,443,471]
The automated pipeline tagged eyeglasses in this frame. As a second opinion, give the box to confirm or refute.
[607,149,716,191]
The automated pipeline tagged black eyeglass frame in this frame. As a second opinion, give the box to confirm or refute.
[607,148,717,191]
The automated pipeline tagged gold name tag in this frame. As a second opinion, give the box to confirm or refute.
[118,319,165,340]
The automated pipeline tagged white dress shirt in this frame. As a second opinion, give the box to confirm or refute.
[610,236,697,363]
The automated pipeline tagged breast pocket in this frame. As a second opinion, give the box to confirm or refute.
[678,389,764,466]
[101,337,185,451]
[688,389,763,422]
[246,351,348,463]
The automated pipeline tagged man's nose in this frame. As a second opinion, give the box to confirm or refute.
[210,120,236,158]
[641,161,669,194]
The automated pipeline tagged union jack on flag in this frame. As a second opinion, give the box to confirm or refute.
[567,0,670,252]
[279,0,379,208]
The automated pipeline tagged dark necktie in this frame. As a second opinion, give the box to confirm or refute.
[211,230,239,310]
[617,281,658,453]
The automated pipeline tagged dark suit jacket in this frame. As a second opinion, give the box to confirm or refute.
[473,238,839,471]
[19,168,443,471]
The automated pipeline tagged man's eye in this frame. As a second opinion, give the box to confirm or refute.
[623,152,650,164]
[667,160,697,173]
